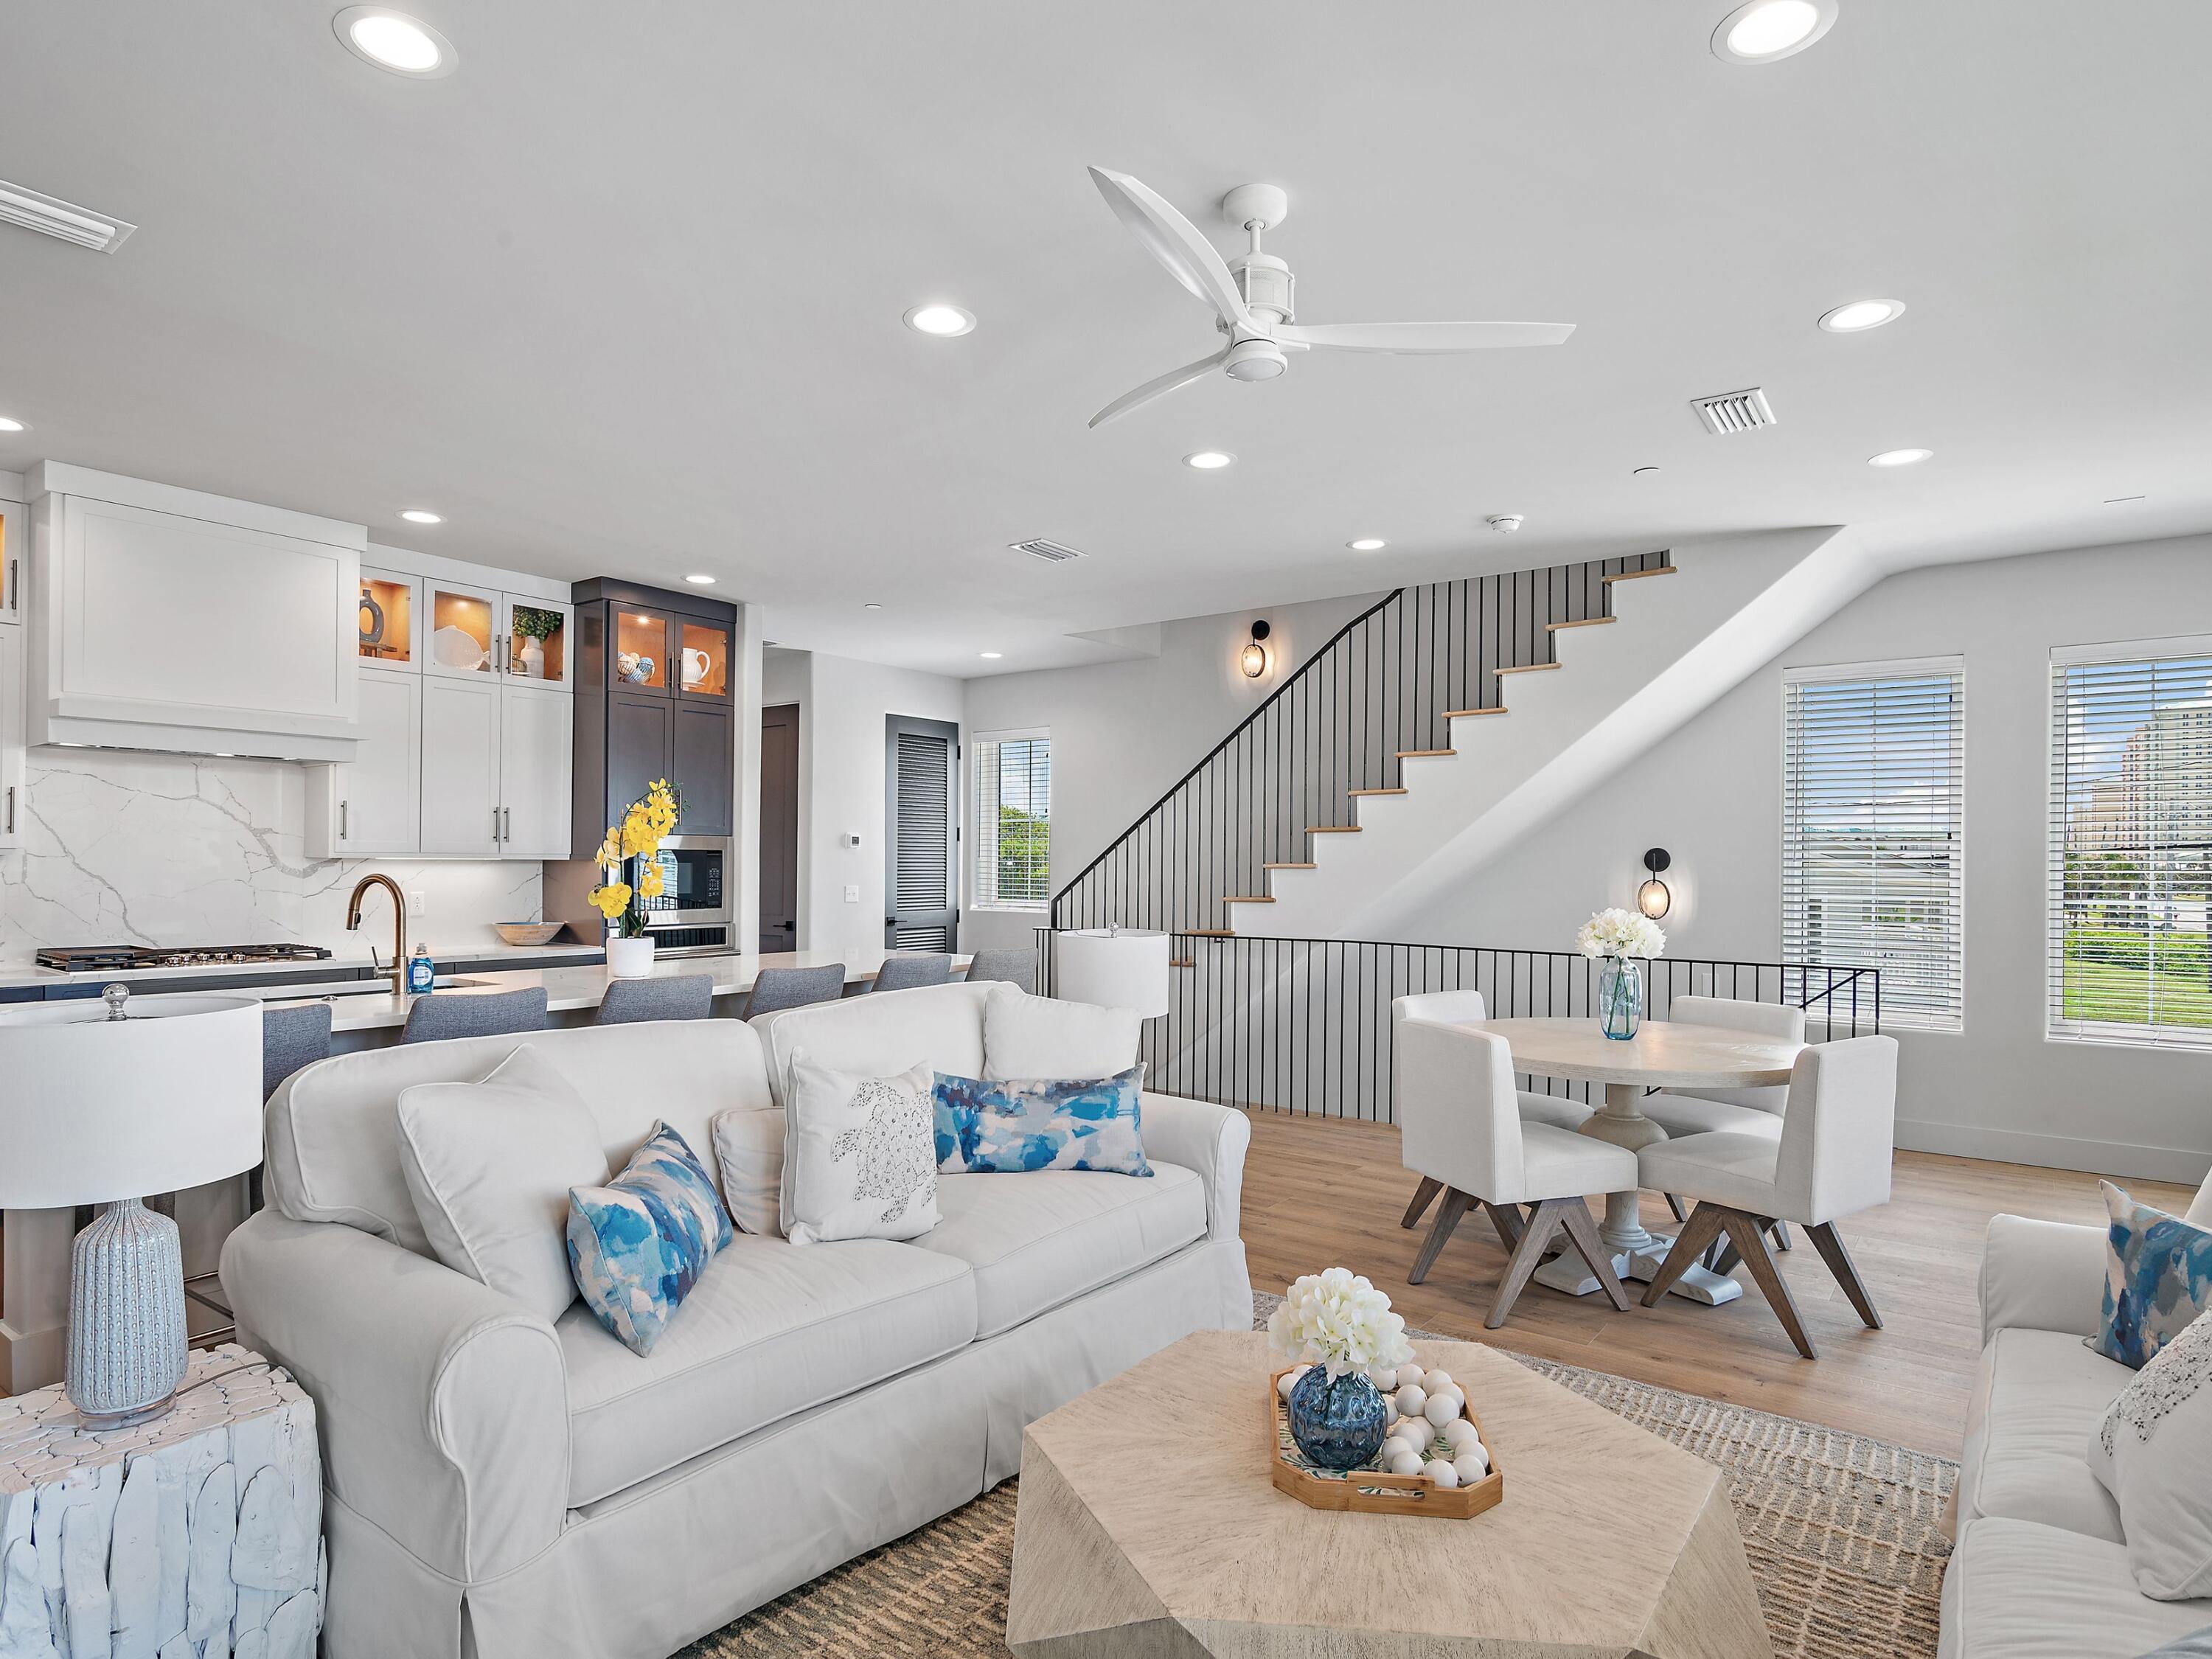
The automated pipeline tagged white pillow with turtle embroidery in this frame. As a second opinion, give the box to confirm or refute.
[2090,1308,2212,1599]
[779,1051,940,1245]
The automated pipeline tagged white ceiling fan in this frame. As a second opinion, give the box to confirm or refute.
[1086,167,1575,429]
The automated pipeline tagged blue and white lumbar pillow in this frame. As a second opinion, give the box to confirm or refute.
[933,1065,1152,1177]
[2089,1180,2212,1371]
[568,1121,733,1356]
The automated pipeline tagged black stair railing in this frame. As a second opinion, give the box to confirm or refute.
[1051,549,1671,936]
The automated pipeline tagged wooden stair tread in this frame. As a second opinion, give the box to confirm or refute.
[1603,565,1677,583]
[1495,661,1562,675]
[1185,929,1236,937]
[1395,748,1456,758]
[1348,787,1408,797]
[1307,824,1363,834]
[1264,862,1317,869]
[1443,706,1509,718]
[1223,894,1276,903]
[1546,616,1616,630]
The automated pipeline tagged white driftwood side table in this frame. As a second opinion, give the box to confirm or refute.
[0,1343,323,1659]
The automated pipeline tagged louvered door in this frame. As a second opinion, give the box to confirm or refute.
[886,716,959,950]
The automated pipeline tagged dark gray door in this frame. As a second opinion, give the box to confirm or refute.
[885,715,958,950]
[759,704,799,952]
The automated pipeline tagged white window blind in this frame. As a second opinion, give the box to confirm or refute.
[972,730,1051,911]
[1782,661,1965,1031]
[2049,641,2212,1048]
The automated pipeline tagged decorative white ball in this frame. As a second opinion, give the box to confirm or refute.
[1390,1427,1430,1458]
[1394,1384,1427,1419]
[1422,1392,1462,1427]
[1382,1397,1399,1425]
[1276,1366,1310,1401]
[1453,1450,1490,1484]
[1397,1364,1426,1390]
[1385,1449,1425,1478]
[1422,1458,1460,1488]
[1441,1418,1482,1451]
[1368,1366,1398,1393]
[1422,1368,1453,1392]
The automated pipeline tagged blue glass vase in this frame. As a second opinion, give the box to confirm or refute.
[1599,957,1643,1041]
[1287,1366,1388,1470]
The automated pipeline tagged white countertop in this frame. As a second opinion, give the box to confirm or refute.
[0,940,605,992]
[249,947,973,1032]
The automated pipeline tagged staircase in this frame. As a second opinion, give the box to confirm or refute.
[1053,525,1879,942]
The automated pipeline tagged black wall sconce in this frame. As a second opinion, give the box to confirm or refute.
[1638,848,1673,919]
[1239,619,1272,678]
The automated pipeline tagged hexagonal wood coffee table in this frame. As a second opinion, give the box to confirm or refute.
[1007,1329,1772,1658]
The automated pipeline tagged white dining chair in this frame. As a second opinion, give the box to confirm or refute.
[1642,995,1808,1246]
[1635,1034,1899,1359]
[1391,990,1591,1232]
[1397,1018,1638,1328]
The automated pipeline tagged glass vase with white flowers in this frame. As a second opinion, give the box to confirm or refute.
[1577,906,1666,1040]
[1266,1268,1413,1469]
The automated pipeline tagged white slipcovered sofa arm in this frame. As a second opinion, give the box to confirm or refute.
[220,1211,569,1582]
[1979,1213,2109,1345]
[1140,1091,1251,1242]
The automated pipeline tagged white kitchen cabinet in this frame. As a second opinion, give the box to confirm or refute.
[0,626,24,849]
[498,681,572,858]
[305,668,420,858]
[420,675,504,855]
[1,504,21,625]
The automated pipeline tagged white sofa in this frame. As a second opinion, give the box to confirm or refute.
[1943,1169,2212,1659]
[221,981,1252,1659]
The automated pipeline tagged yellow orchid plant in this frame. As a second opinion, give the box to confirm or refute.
[589,778,681,939]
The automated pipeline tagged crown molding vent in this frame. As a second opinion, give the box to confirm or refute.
[1691,386,1776,435]
[0,180,136,252]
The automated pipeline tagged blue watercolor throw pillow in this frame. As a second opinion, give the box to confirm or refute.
[933,1066,1152,1177]
[2089,1179,2212,1371]
[568,1121,733,1356]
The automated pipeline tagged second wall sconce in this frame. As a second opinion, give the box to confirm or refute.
[1638,848,1673,919]
[1240,619,1272,679]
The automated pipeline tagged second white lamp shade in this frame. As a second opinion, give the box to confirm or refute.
[1053,929,1171,1018]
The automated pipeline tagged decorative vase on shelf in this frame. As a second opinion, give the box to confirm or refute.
[1598,956,1643,1041]
[1287,1367,1388,1470]
[518,636,545,678]
[606,935,655,979]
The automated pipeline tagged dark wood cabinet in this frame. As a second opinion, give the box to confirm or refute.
[607,690,674,824]
[673,702,734,834]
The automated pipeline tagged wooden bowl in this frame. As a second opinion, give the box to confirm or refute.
[493,922,564,947]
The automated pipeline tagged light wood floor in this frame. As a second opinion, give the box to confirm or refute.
[1240,1110,2194,1459]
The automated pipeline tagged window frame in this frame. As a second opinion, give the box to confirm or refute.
[2046,633,2212,1051]
[1779,655,1967,1034]
[969,726,1052,914]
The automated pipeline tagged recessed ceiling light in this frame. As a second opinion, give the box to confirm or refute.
[1819,298,1905,333]
[334,7,457,77]
[1711,0,1836,63]
[0,418,24,433]
[863,602,883,611]
[400,509,442,524]
[903,304,975,337]
[684,573,717,585]
[1867,448,1933,467]
[1632,465,1661,476]
[1346,538,1387,552]
[1183,451,1235,470]
[979,652,1004,660]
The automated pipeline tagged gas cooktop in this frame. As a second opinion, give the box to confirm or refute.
[35,943,335,974]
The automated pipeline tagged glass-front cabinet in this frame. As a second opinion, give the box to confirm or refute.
[613,605,672,692]
[678,619,732,701]
[425,579,501,679]
[357,568,421,669]
[504,597,573,688]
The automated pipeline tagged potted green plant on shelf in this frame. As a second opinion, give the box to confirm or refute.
[510,605,563,678]
[588,779,681,978]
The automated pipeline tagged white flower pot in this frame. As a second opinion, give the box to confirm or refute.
[606,936,656,979]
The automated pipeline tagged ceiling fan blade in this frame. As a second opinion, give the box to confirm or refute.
[1088,348,1230,429]
[1088,167,1252,330]
[1275,320,1575,354]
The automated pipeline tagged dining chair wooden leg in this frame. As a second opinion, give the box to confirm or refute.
[1665,1193,1688,1224]
[1770,1220,1795,1253]
[1409,1188,1473,1285]
[1555,1198,1632,1312]
[1711,1239,1742,1278]
[1806,1221,1882,1330]
[1401,1175,1444,1231]
[1482,1200,1526,1254]
[1486,1200,1568,1329]
[1639,1203,1728,1307]
[1719,1208,1817,1359]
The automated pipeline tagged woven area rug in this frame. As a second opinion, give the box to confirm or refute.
[683,1298,1956,1658]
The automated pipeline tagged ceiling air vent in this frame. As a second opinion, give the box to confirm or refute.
[1691,386,1776,436]
[1010,538,1085,563]
[0,180,136,253]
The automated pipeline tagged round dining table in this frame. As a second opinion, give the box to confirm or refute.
[1479,1016,1805,1306]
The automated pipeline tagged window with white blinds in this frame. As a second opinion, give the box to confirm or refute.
[972,729,1051,911]
[2049,640,2212,1048]
[1782,660,1966,1031]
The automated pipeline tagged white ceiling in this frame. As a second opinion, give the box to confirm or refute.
[4,2,2208,678]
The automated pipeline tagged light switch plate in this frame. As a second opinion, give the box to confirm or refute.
[843,884,860,903]
[408,888,428,914]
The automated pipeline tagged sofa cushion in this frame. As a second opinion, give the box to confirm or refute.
[782,1056,941,1244]
[1957,1327,2127,1543]
[568,1122,734,1357]
[751,981,1004,1110]
[2092,1309,2212,1600]
[981,992,1140,1082]
[557,1232,978,1505]
[933,1066,1152,1176]
[712,1105,785,1238]
[1638,1093,1785,1141]
[2092,1180,2212,1370]
[912,1162,1206,1338]
[1941,1518,2212,1659]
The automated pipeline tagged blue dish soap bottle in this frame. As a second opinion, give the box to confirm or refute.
[406,943,436,995]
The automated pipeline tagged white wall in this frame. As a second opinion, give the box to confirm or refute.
[960,591,1376,952]
[764,646,964,959]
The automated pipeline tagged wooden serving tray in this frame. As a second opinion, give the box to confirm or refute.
[1268,1368,1505,1519]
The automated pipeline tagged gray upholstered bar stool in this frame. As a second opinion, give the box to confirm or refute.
[872,954,953,992]
[594,974,717,1024]
[255,1000,334,1211]
[400,987,549,1044]
[743,963,846,1019]
[962,947,1038,993]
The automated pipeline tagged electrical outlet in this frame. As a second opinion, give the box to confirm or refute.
[843,884,860,903]
[408,888,428,914]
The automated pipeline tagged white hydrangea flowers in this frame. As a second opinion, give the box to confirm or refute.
[1576,906,1666,961]
[1266,1267,1415,1380]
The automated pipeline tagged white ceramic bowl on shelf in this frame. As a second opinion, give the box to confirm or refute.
[431,625,487,669]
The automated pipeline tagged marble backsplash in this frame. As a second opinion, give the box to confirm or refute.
[0,748,542,967]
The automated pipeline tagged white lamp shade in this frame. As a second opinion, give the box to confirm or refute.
[0,995,265,1208]
[1054,929,1171,1018]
